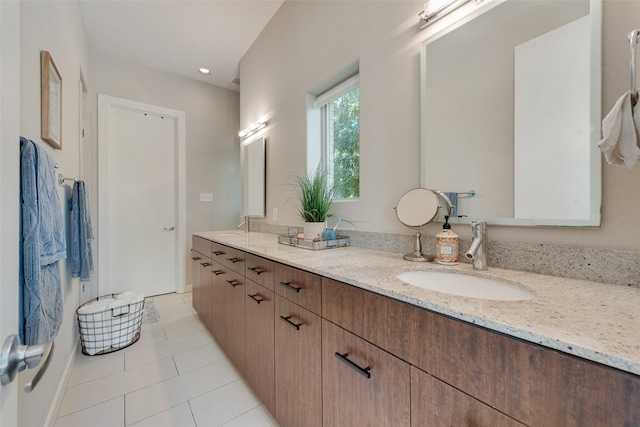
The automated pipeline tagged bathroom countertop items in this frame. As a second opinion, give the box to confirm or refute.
[194,231,640,377]
[77,292,144,355]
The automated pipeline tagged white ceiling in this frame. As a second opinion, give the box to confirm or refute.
[79,0,285,92]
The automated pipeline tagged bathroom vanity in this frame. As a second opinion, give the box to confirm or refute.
[191,231,640,426]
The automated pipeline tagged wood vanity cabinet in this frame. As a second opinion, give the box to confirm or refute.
[190,249,202,315]
[322,277,640,427]
[245,279,275,414]
[209,260,226,348]
[274,294,322,427]
[322,318,411,426]
[224,269,246,374]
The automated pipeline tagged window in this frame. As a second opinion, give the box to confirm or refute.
[316,75,360,200]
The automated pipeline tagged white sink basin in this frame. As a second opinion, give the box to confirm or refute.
[397,271,534,301]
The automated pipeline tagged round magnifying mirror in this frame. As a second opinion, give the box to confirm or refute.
[395,188,441,262]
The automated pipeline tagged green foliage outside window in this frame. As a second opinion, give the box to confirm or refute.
[329,87,360,199]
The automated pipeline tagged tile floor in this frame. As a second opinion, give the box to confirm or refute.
[55,292,279,427]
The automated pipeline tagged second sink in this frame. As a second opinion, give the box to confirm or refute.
[397,270,534,301]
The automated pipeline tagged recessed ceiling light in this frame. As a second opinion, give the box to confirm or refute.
[198,68,211,75]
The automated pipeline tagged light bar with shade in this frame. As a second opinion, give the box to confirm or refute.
[418,0,471,28]
[239,120,267,139]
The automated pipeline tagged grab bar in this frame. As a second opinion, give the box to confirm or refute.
[629,29,640,105]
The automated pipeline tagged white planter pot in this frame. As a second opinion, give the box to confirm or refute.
[303,222,326,241]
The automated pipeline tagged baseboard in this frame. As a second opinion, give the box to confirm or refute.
[45,337,80,427]
[184,283,192,293]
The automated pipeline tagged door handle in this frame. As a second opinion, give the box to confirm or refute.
[0,334,54,393]
[163,226,175,231]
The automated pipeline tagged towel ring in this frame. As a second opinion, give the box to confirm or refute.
[629,29,640,105]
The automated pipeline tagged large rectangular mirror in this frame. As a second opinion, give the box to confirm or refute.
[420,0,602,227]
[241,135,266,218]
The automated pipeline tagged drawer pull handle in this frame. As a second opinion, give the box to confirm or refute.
[191,256,201,261]
[213,251,224,256]
[228,257,241,263]
[226,279,240,287]
[334,352,371,379]
[280,315,302,330]
[212,270,224,276]
[279,281,302,293]
[248,294,265,304]
[200,262,211,267]
[248,266,265,275]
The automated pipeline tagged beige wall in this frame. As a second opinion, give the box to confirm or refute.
[88,52,241,288]
[240,0,640,252]
[18,1,89,425]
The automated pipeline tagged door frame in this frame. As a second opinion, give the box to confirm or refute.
[0,0,20,424]
[97,94,186,295]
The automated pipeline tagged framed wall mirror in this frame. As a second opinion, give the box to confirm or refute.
[420,0,602,227]
[241,135,266,218]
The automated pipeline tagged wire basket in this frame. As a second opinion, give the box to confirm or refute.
[76,294,144,355]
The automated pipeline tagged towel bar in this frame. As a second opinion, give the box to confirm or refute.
[629,29,640,105]
[58,173,79,185]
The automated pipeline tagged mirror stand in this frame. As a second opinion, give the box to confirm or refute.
[404,229,432,262]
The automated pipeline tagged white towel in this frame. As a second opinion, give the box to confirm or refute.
[598,90,640,168]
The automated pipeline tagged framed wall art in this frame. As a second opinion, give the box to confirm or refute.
[41,50,62,149]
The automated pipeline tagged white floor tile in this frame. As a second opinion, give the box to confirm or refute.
[219,407,274,427]
[125,358,241,425]
[67,352,124,387]
[258,405,280,427]
[124,329,214,369]
[157,306,197,324]
[152,292,187,307]
[130,325,167,348]
[189,379,261,427]
[58,357,177,417]
[162,314,207,340]
[128,403,196,427]
[54,396,124,427]
[173,342,226,375]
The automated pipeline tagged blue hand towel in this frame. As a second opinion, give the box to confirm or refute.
[19,137,65,345]
[71,180,94,282]
[443,192,458,218]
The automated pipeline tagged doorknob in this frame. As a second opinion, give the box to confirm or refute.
[0,334,54,393]
[163,226,175,231]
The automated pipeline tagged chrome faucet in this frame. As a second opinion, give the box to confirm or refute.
[238,215,250,232]
[465,221,488,271]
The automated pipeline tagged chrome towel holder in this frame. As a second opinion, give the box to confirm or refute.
[629,29,640,105]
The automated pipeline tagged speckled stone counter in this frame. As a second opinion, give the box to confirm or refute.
[193,231,640,377]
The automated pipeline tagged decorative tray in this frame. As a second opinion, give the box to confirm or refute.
[278,228,350,251]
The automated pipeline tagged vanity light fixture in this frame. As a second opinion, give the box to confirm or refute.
[198,67,211,75]
[418,0,471,29]
[239,120,268,139]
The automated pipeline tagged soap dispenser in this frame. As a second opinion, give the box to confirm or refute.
[435,216,459,265]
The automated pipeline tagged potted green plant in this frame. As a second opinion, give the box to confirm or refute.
[295,166,335,240]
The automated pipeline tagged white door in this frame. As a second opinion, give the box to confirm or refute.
[1,1,20,424]
[98,95,186,298]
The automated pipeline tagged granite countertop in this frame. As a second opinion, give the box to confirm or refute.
[193,231,640,376]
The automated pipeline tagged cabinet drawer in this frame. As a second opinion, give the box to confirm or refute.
[219,245,246,273]
[192,235,211,255]
[245,253,275,291]
[322,319,410,427]
[275,263,321,315]
[211,241,230,263]
[411,366,524,427]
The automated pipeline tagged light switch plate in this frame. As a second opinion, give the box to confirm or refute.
[200,193,213,202]
[273,207,278,221]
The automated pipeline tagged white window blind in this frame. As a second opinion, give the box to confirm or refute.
[314,74,360,108]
